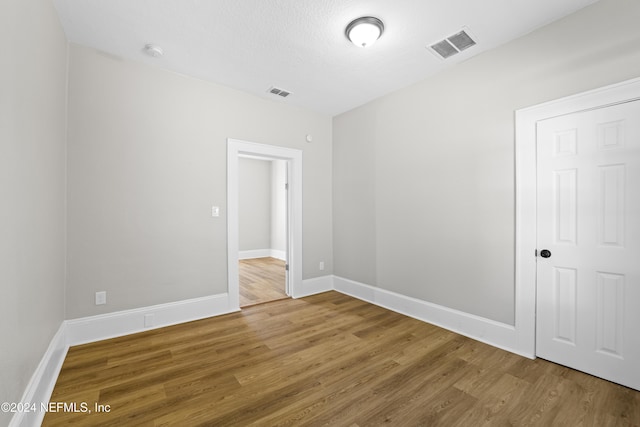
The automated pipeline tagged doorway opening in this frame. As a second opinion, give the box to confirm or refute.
[238,156,288,307]
[227,139,303,310]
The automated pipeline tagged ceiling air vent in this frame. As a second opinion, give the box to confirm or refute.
[429,29,476,60]
[268,86,292,98]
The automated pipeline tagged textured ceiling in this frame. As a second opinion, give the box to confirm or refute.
[52,0,599,116]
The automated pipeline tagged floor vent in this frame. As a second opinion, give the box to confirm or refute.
[268,86,292,98]
[429,29,476,59]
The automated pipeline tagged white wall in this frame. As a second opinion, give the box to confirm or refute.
[65,44,333,319]
[333,0,640,325]
[0,0,68,424]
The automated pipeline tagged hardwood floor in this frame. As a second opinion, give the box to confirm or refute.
[43,292,639,426]
[239,257,288,307]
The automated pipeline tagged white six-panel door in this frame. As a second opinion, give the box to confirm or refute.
[536,100,640,390]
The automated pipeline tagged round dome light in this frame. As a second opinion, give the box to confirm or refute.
[345,17,384,48]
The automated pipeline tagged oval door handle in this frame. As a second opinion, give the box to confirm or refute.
[540,249,552,258]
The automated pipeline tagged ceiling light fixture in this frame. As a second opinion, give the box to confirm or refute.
[345,16,384,48]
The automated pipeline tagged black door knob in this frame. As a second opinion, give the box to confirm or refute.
[540,249,551,258]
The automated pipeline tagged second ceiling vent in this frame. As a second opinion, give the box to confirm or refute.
[268,86,292,98]
[430,29,476,59]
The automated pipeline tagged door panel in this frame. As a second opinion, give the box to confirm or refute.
[553,267,577,345]
[536,100,640,390]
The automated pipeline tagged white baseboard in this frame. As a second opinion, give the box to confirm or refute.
[65,293,236,346]
[294,275,334,299]
[239,249,286,261]
[10,324,69,427]
[333,276,530,358]
[239,249,271,260]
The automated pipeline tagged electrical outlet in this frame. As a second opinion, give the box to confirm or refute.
[95,291,106,305]
[319,261,325,271]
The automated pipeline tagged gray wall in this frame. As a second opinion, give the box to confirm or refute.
[239,158,272,251]
[0,0,68,424]
[333,0,640,325]
[66,44,333,319]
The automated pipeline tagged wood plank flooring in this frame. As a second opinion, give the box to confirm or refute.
[239,257,288,307]
[43,292,639,426]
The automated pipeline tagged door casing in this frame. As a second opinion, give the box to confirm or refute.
[515,76,640,358]
[227,139,302,310]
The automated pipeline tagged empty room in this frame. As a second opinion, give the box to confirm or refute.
[2,0,640,425]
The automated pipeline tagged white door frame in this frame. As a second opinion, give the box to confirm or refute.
[515,77,640,358]
[227,138,303,310]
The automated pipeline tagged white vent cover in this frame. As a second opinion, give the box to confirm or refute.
[267,86,292,98]
[429,29,476,59]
